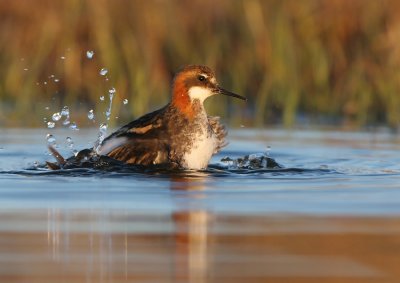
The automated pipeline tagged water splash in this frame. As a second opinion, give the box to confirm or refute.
[99,68,108,76]
[61,106,69,116]
[46,134,56,145]
[47,122,55,129]
[105,87,116,121]
[87,109,95,120]
[109,87,116,96]
[94,123,108,153]
[69,122,79,131]
[61,106,70,125]
[265,146,271,157]
[100,96,105,101]
[220,153,282,170]
[99,123,107,132]
[52,112,62,121]
[123,98,128,105]
[66,137,74,148]
[86,50,94,59]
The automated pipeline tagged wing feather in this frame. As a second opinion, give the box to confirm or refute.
[98,106,170,164]
[208,116,228,154]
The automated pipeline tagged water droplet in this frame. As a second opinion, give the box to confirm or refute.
[49,75,55,78]
[46,134,56,144]
[45,106,50,110]
[23,68,28,71]
[60,56,65,60]
[95,123,108,153]
[265,146,271,157]
[99,123,107,132]
[44,81,47,85]
[123,98,128,105]
[105,110,111,120]
[86,50,94,59]
[33,161,39,168]
[61,106,70,125]
[47,122,55,128]
[66,137,74,148]
[52,112,62,121]
[87,109,95,120]
[240,124,245,128]
[69,122,79,130]
[109,87,116,95]
[100,96,105,101]
[54,78,59,83]
[61,106,69,116]
[99,68,108,76]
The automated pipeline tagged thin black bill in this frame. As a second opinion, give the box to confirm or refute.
[217,87,247,101]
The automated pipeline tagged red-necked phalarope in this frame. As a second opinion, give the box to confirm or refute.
[48,65,246,170]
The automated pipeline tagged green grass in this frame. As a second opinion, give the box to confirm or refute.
[0,0,399,129]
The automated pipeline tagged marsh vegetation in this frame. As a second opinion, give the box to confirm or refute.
[1,0,399,129]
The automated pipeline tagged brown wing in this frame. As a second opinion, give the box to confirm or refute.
[208,116,228,154]
[100,105,172,165]
[107,138,169,165]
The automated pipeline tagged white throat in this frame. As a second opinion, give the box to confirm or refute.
[188,86,213,103]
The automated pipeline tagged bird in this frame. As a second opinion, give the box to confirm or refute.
[47,65,246,170]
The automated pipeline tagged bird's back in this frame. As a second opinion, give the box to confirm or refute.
[98,104,227,168]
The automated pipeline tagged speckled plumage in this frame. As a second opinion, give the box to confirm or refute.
[98,101,226,169]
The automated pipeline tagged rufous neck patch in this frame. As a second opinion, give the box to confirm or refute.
[171,79,196,119]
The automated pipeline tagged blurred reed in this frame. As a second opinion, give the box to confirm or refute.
[0,0,399,129]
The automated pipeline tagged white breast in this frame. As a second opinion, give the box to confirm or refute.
[182,129,217,170]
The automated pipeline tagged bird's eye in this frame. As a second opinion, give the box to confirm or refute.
[198,75,206,82]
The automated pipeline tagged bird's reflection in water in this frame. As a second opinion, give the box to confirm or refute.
[2,175,399,283]
[37,175,212,283]
[170,176,210,283]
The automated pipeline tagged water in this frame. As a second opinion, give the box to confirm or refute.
[1,128,400,283]
[87,109,95,120]
[105,87,116,121]
[86,50,94,59]
[51,112,62,121]
[100,68,108,76]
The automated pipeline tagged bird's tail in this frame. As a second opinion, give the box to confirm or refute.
[46,145,66,170]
